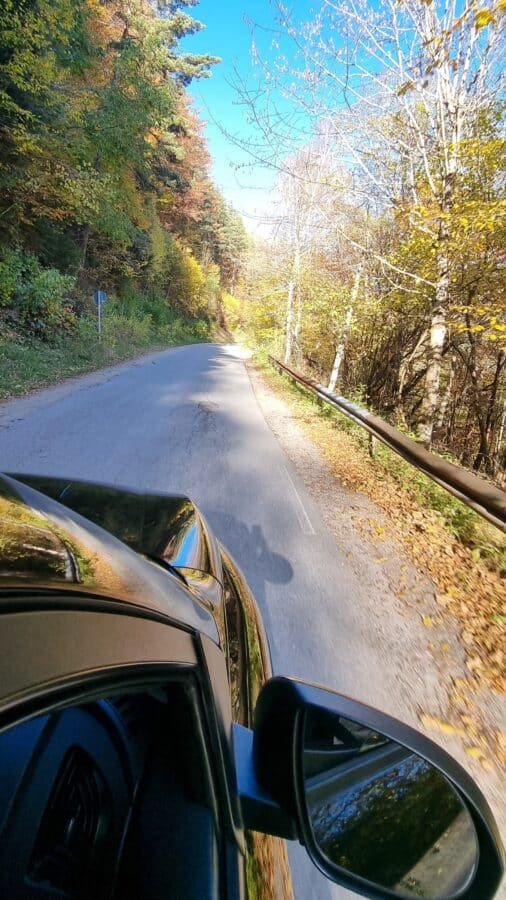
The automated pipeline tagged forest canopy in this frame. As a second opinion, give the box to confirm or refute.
[0,0,247,344]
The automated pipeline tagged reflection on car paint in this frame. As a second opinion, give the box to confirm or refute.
[0,474,219,639]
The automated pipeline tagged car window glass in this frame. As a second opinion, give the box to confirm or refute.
[0,683,219,900]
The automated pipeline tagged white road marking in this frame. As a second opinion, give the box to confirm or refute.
[282,464,316,535]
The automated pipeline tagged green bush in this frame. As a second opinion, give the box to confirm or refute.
[110,288,211,346]
[17,268,76,339]
[158,316,209,345]
[0,240,213,401]
[0,248,39,308]
[113,288,168,327]
[0,247,76,339]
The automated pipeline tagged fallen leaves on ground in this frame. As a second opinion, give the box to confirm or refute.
[420,685,505,771]
[419,712,467,737]
[259,365,505,696]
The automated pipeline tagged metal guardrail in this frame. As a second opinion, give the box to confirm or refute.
[269,355,506,532]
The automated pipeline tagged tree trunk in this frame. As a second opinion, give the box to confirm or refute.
[436,352,455,430]
[494,399,506,481]
[293,281,303,366]
[77,224,92,281]
[396,329,428,425]
[284,278,295,364]
[418,213,450,448]
[284,242,301,364]
[474,350,505,475]
[328,265,362,392]
[417,304,446,448]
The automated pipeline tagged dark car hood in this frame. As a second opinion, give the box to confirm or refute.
[0,474,221,642]
[7,474,223,588]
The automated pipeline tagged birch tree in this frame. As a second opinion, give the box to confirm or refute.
[328,263,363,391]
[274,133,344,363]
[235,0,504,446]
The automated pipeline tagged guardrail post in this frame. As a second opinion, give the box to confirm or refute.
[369,433,378,458]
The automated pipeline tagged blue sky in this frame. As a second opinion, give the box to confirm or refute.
[184,0,307,228]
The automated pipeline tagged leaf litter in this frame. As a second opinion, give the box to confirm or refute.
[254,363,505,771]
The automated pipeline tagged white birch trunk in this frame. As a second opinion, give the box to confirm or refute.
[284,241,301,364]
[327,266,362,392]
[418,188,452,447]
[283,278,295,364]
[417,302,447,448]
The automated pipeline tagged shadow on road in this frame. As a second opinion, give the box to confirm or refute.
[205,510,293,585]
[203,511,344,900]
[203,509,293,635]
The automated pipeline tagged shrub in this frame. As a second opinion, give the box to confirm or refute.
[164,238,208,317]
[17,268,76,339]
[102,312,153,352]
[222,291,242,330]
[0,247,76,340]
[114,288,168,328]
[0,248,39,308]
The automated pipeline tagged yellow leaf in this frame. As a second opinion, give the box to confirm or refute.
[397,80,416,97]
[422,615,434,627]
[475,8,493,26]
[496,731,506,752]
[420,713,466,737]
[465,745,486,759]
[467,656,482,671]
[460,715,475,727]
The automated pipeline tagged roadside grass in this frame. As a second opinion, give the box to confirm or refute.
[251,354,505,697]
[0,312,211,401]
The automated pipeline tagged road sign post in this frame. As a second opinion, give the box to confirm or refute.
[93,290,107,341]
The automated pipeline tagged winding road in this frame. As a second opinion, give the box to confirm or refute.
[0,343,499,899]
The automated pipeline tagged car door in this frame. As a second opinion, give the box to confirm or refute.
[0,602,243,900]
[220,549,294,900]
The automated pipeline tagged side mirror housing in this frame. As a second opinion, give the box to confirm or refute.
[233,722,296,839]
[239,677,504,900]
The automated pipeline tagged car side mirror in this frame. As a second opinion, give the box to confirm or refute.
[235,677,504,899]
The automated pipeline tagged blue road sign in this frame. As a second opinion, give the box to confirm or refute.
[93,290,107,306]
[93,289,107,340]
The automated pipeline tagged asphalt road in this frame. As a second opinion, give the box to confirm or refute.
[0,343,483,898]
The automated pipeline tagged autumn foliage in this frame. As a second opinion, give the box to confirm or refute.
[0,0,246,341]
[236,0,505,481]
